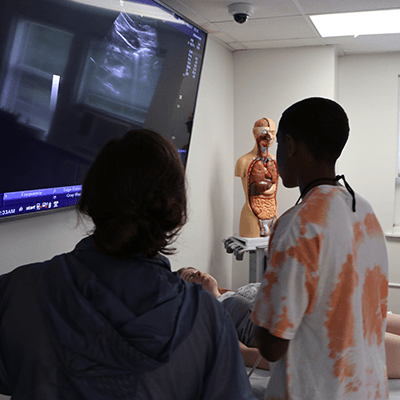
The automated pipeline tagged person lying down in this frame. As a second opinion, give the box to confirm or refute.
[178,267,400,379]
[178,267,269,371]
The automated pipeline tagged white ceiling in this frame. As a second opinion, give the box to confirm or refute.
[161,0,400,54]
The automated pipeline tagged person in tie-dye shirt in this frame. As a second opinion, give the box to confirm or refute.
[251,97,389,399]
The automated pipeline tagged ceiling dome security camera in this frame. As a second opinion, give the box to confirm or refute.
[228,3,254,24]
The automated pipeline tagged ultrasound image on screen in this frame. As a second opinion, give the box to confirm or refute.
[93,13,159,96]
[0,0,207,218]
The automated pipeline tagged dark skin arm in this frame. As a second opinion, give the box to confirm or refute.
[254,326,290,362]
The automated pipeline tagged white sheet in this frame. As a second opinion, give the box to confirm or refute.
[246,368,400,400]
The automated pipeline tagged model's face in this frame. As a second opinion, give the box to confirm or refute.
[253,126,276,149]
[179,267,219,294]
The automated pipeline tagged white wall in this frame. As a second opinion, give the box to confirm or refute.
[170,38,235,288]
[231,46,337,289]
[0,209,89,275]
[337,53,399,231]
[337,53,400,313]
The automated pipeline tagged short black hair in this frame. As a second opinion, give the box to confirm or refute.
[78,129,187,258]
[278,97,349,163]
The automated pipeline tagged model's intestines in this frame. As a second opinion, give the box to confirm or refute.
[235,118,279,237]
[248,158,278,220]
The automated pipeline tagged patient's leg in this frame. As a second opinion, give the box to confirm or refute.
[385,332,400,378]
[386,313,400,336]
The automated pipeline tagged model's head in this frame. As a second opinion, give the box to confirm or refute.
[77,129,187,258]
[253,117,276,149]
[277,97,349,164]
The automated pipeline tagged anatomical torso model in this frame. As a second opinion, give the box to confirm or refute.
[235,118,279,237]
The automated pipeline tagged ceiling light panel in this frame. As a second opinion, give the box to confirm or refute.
[310,9,400,37]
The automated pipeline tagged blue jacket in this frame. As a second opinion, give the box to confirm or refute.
[0,236,256,399]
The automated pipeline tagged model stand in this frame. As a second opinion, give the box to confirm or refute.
[223,235,269,282]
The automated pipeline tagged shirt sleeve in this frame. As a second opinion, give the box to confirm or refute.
[251,216,321,340]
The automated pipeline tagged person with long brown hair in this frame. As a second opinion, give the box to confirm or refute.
[0,129,256,400]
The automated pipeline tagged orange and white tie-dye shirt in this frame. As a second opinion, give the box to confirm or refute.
[251,185,389,400]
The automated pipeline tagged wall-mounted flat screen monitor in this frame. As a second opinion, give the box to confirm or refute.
[0,0,207,220]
